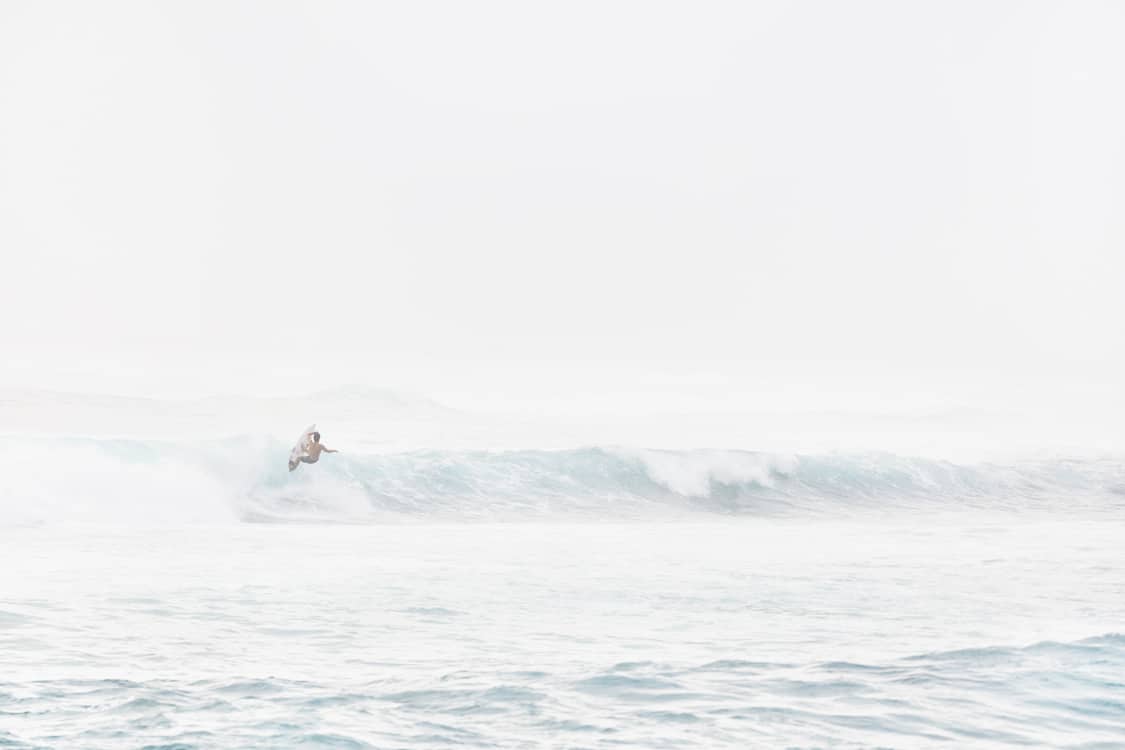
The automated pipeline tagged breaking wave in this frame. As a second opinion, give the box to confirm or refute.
[2,435,1122,523]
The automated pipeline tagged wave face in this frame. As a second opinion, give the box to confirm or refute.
[2,436,1122,523]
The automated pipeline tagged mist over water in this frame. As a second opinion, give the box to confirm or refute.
[4,0,1124,743]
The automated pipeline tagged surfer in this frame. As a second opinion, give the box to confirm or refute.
[288,429,338,472]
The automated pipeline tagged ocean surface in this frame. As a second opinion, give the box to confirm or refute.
[2,390,1124,748]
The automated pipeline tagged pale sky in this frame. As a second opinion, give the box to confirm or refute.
[1,1,1122,412]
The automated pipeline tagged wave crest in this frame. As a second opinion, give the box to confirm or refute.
[2,436,1121,523]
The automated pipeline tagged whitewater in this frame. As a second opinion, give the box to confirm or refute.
[2,389,1124,748]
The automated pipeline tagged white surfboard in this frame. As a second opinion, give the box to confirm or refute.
[288,424,317,471]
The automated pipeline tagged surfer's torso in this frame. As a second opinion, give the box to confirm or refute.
[288,443,323,471]
[288,426,337,471]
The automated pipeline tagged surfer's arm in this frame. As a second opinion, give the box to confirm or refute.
[324,447,339,453]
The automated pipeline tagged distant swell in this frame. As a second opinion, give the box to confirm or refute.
[2,436,1122,523]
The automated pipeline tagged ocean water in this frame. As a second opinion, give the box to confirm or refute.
[2,392,1124,748]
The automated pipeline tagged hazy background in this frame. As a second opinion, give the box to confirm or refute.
[2,1,1122,427]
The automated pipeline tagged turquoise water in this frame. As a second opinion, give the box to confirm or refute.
[2,520,1123,748]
